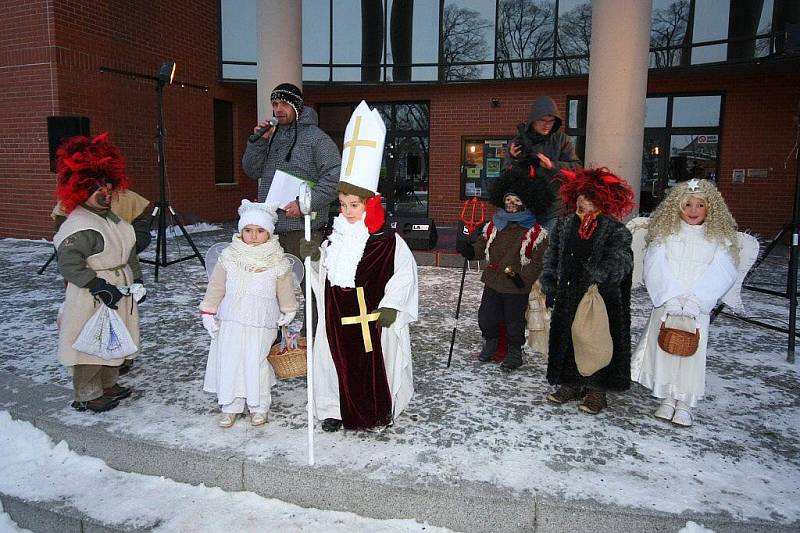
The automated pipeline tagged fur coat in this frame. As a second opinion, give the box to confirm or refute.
[539,214,633,390]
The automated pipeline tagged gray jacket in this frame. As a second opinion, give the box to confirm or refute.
[242,107,341,232]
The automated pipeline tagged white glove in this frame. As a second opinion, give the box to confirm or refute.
[202,314,219,339]
[277,311,296,327]
[663,298,683,317]
[681,296,702,319]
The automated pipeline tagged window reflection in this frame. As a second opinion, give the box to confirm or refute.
[645,97,668,128]
[441,1,495,80]
[691,0,730,64]
[303,0,330,66]
[650,0,690,68]
[556,0,592,76]
[495,0,556,79]
[672,95,722,127]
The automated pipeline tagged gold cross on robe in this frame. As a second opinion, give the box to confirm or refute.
[340,286,381,352]
[342,116,377,176]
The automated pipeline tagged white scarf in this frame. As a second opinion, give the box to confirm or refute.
[220,233,290,275]
[324,213,370,288]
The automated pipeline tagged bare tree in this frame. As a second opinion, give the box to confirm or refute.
[495,0,555,79]
[650,0,690,68]
[440,4,492,81]
[555,2,591,75]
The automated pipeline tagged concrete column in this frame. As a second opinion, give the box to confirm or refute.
[584,0,652,211]
[256,0,302,119]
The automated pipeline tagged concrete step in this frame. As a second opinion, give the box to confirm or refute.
[1,372,792,533]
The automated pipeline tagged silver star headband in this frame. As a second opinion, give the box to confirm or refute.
[686,178,701,192]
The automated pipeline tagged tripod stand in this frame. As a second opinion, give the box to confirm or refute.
[140,71,205,281]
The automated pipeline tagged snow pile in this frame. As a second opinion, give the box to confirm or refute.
[0,501,32,533]
[0,412,453,532]
[678,521,715,533]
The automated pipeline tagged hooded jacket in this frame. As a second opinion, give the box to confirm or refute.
[503,96,581,222]
[242,107,342,233]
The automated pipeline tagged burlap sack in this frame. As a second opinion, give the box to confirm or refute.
[571,284,613,376]
[526,280,550,355]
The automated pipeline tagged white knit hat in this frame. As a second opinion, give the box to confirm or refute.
[337,100,386,198]
[237,200,278,234]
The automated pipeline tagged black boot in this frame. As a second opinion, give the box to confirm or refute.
[478,337,499,362]
[501,345,523,371]
[322,418,342,432]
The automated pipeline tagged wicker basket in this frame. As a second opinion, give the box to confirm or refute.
[267,326,307,379]
[658,316,699,357]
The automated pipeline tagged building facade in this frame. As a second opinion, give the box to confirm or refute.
[1,0,798,239]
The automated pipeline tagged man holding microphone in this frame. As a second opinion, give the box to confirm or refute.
[242,83,341,258]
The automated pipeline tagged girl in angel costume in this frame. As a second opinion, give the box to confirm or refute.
[630,179,758,427]
[301,101,418,433]
[199,200,298,428]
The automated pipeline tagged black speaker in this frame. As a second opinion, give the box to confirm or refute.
[390,216,438,250]
[406,154,421,175]
[47,116,90,171]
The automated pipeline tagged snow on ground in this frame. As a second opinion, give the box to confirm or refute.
[0,412,451,532]
[1,229,798,525]
[678,521,715,533]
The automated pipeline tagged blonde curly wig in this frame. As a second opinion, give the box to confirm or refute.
[646,179,740,264]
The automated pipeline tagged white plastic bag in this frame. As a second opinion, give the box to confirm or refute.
[72,305,138,360]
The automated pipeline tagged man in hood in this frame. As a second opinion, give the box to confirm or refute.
[242,83,342,258]
[503,96,581,231]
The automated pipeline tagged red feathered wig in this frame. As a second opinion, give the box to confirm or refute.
[559,167,636,220]
[55,132,129,214]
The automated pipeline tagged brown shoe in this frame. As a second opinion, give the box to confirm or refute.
[546,385,583,404]
[103,384,132,402]
[71,396,120,413]
[579,390,607,415]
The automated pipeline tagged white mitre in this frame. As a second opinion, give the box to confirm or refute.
[337,100,386,198]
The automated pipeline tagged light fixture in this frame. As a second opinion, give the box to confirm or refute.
[651,145,660,156]
[158,61,176,86]
[491,98,500,108]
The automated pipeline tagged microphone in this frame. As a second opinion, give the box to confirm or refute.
[249,117,278,143]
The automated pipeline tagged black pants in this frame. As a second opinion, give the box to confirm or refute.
[478,287,529,348]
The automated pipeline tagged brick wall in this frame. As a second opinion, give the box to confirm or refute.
[0,0,258,240]
[306,61,800,236]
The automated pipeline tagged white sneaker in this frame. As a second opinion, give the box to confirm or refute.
[654,398,677,421]
[218,413,238,428]
[251,412,268,426]
[671,402,693,427]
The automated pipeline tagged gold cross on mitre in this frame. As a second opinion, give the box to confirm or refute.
[342,115,378,177]
[340,286,381,352]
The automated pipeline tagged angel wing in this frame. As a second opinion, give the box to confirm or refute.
[721,232,760,312]
[284,253,305,289]
[204,242,229,280]
[625,216,650,288]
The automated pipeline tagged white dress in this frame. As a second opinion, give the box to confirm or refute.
[309,233,418,423]
[201,260,291,413]
[631,222,737,407]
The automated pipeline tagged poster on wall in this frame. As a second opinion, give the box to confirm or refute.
[486,158,500,177]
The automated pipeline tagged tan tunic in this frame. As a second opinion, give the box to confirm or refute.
[54,206,140,367]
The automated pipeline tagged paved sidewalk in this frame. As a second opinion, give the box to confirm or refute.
[1,229,798,532]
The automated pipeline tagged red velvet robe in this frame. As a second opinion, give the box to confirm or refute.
[324,232,396,429]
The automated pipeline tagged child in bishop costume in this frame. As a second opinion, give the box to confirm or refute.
[456,165,552,371]
[199,200,298,428]
[303,101,419,433]
[630,179,752,427]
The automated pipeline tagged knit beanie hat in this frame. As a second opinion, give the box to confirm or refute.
[270,83,304,118]
[237,200,278,234]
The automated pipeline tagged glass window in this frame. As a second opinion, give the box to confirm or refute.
[495,0,556,79]
[650,0,690,68]
[213,99,235,184]
[442,1,496,81]
[672,95,722,127]
[691,0,730,64]
[555,0,592,76]
[332,0,386,82]
[220,0,257,80]
[461,137,512,199]
[669,134,719,185]
[303,0,330,66]
[645,97,668,127]
[385,0,440,82]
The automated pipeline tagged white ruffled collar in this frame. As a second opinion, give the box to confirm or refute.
[324,214,369,288]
